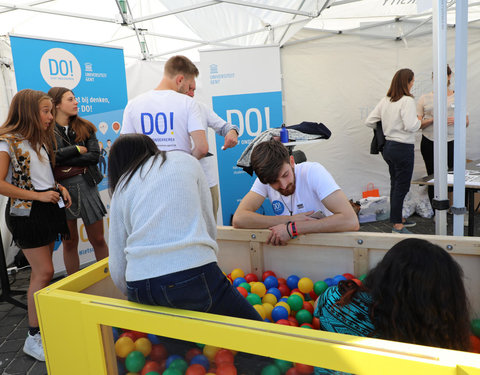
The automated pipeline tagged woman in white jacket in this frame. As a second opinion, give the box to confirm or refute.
[366,69,422,234]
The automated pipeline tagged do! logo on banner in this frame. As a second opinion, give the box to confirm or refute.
[40,48,81,89]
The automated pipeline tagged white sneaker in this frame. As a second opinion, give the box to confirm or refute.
[23,332,45,361]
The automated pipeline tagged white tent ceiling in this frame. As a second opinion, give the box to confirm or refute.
[1,0,480,62]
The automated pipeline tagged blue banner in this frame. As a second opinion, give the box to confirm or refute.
[213,91,283,224]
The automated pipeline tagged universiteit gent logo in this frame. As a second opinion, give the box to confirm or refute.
[40,48,81,89]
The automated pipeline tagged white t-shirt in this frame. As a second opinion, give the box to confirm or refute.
[251,162,340,217]
[417,92,456,142]
[121,90,204,153]
[0,141,55,190]
[365,95,421,144]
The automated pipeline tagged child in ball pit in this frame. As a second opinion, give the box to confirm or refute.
[313,238,471,375]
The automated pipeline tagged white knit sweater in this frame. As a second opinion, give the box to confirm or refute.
[108,151,218,295]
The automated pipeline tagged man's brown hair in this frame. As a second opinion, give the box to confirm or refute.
[164,55,199,78]
[251,139,290,185]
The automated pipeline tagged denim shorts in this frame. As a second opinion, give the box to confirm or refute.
[126,262,262,321]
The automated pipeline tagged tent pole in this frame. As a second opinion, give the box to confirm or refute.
[432,1,448,235]
[452,0,468,236]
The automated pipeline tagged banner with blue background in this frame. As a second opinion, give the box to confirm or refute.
[10,34,127,273]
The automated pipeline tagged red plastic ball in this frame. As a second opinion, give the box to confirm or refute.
[120,331,137,341]
[300,323,313,329]
[302,302,314,314]
[287,316,299,327]
[216,363,237,375]
[186,364,207,375]
[149,344,168,362]
[276,319,291,326]
[312,317,321,330]
[352,278,362,286]
[286,367,300,375]
[245,273,259,283]
[309,291,318,301]
[278,284,291,297]
[295,363,314,375]
[471,334,480,353]
[215,349,235,365]
[236,286,248,298]
[185,348,203,363]
[141,360,163,375]
[262,270,276,281]
[277,277,287,285]
[131,330,148,340]
[343,273,355,280]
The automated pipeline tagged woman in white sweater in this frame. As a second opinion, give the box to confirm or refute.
[366,69,422,234]
[108,134,261,320]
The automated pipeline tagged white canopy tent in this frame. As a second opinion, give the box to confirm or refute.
[0,0,479,254]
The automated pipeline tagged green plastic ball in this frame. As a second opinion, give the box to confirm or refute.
[169,358,188,373]
[196,343,205,349]
[246,293,262,305]
[295,309,313,325]
[472,319,480,337]
[359,274,367,281]
[261,364,281,375]
[125,350,145,372]
[163,369,182,375]
[273,358,292,374]
[239,282,252,292]
[286,294,303,312]
[313,281,328,296]
[146,372,161,375]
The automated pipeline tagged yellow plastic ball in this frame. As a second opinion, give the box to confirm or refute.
[115,336,135,358]
[262,293,277,306]
[275,301,291,315]
[253,304,266,320]
[262,303,274,320]
[134,337,152,357]
[251,282,267,298]
[230,268,245,280]
[298,277,314,294]
[203,345,220,361]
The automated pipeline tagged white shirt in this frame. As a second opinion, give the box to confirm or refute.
[121,90,204,154]
[365,95,421,144]
[0,141,55,190]
[417,92,456,142]
[251,162,340,217]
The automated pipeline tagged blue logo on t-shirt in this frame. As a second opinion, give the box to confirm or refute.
[272,200,284,215]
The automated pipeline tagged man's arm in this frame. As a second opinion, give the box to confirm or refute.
[190,130,209,160]
[232,191,313,229]
[203,105,239,150]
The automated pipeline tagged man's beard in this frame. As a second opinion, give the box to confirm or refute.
[278,177,296,196]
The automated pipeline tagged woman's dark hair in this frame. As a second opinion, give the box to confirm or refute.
[108,134,166,194]
[387,68,414,102]
[48,87,96,142]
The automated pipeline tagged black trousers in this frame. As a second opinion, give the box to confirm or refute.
[420,135,454,204]
[382,140,414,224]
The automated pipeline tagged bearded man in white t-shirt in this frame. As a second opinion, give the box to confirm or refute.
[121,55,208,160]
[232,139,359,246]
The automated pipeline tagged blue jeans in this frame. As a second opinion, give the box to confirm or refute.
[126,262,262,321]
[382,140,414,224]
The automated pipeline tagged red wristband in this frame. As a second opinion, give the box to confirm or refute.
[291,222,298,238]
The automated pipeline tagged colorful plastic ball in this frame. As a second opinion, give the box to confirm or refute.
[169,358,188,374]
[196,343,206,349]
[295,309,313,325]
[237,286,248,298]
[271,306,289,322]
[297,277,314,294]
[135,337,152,357]
[251,282,267,297]
[120,331,137,341]
[287,316,299,327]
[276,319,291,326]
[216,363,237,375]
[358,274,367,281]
[185,348,203,363]
[274,358,292,374]
[300,323,313,329]
[115,336,136,358]
[233,277,247,288]
[227,274,233,284]
[262,303,274,320]
[203,345,220,361]
[343,273,355,280]
[230,268,245,280]
[186,364,207,375]
[238,282,251,293]
[289,292,305,304]
[215,349,235,365]
[253,304,267,320]
[117,360,126,374]
[285,368,301,375]
[245,273,258,283]
[302,301,314,314]
[261,364,281,375]
[278,284,291,297]
[190,354,210,370]
[112,327,121,342]
[131,331,148,340]
[125,350,146,372]
[471,334,480,353]
[262,293,277,306]
[144,372,161,375]
[275,301,291,315]
[333,275,347,285]
[472,319,480,337]
[262,270,276,281]
[294,363,314,375]
[267,287,282,300]
[147,333,161,345]
[286,275,300,290]
[166,355,183,368]
[149,344,168,362]
[287,294,303,312]
[141,360,163,375]
[264,275,279,289]
[277,277,287,285]
[323,278,335,287]
[308,290,318,301]
[352,278,362,286]
[163,369,182,375]
[313,281,328,296]
[312,317,320,330]
[246,293,262,305]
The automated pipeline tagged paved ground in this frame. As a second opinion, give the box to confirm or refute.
[0,212,477,374]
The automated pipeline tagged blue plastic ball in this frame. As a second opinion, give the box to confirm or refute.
[271,306,289,322]
[264,275,279,289]
[279,297,289,303]
[333,275,347,285]
[147,333,162,345]
[190,354,210,370]
[324,277,335,287]
[233,277,247,288]
[166,354,183,368]
[286,275,300,290]
[112,327,120,342]
[268,287,282,300]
